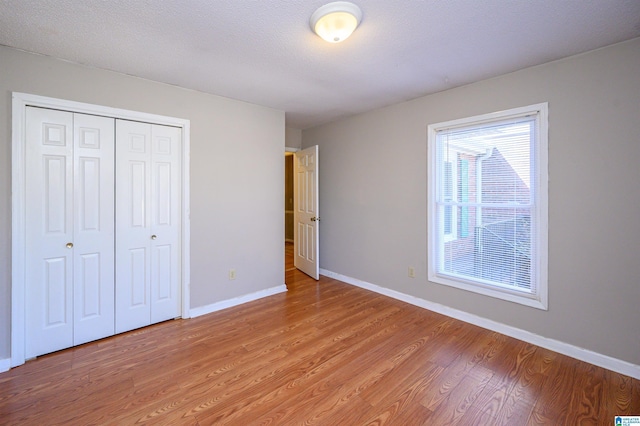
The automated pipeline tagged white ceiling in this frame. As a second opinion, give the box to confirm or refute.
[1,1,639,129]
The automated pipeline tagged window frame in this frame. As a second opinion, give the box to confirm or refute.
[427,103,548,310]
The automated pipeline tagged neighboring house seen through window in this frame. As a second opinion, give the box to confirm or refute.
[428,104,548,309]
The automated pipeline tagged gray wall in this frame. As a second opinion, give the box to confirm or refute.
[285,127,302,149]
[0,46,285,360]
[303,38,640,366]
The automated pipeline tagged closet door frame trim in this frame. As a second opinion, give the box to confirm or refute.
[11,92,191,367]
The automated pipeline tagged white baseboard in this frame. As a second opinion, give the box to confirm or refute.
[320,268,640,380]
[0,357,10,373]
[190,285,287,318]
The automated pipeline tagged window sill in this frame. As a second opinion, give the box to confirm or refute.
[428,271,548,310]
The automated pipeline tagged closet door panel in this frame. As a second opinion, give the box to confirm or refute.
[73,113,115,345]
[25,107,74,358]
[150,125,181,323]
[115,120,152,333]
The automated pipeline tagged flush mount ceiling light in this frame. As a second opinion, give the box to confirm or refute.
[310,1,362,43]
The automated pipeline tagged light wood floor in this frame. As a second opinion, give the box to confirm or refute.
[1,255,638,425]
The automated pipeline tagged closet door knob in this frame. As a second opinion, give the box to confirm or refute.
[151,235,157,240]
[66,242,74,249]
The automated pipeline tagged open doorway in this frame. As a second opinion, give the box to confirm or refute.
[285,151,295,273]
[285,146,320,280]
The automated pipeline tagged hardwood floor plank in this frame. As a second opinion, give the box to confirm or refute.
[315,395,377,426]
[1,255,639,425]
[598,370,637,419]
[230,322,420,424]
[416,373,493,425]
[115,347,292,424]
[563,362,605,425]
[360,341,446,408]
[195,307,413,423]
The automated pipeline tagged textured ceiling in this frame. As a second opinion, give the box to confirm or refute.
[1,0,639,129]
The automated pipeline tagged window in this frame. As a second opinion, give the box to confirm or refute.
[428,103,548,309]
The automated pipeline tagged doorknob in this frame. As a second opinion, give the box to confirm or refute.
[310,217,321,222]
[151,235,157,240]
[66,242,73,249]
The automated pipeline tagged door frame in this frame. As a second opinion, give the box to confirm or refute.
[285,148,298,244]
[11,92,191,367]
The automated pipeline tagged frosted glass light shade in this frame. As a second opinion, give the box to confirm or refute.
[310,2,362,43]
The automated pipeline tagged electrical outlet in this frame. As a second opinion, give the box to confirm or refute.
[229,269,236,280]
[408,267,415,278]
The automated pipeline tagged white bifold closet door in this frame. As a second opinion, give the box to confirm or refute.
[24,108,182,359]
[115,120,182,334]
[25,107,115,358]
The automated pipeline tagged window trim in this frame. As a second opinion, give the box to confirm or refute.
[427,103,548,310]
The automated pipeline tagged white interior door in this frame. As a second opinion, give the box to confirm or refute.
[149,124,182,323]
[25,108,115,358]
[116,120,181,333]
[116,120,152,333]
[25,107,74,358]
[72,113,115,345]
[294,145,320,280]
